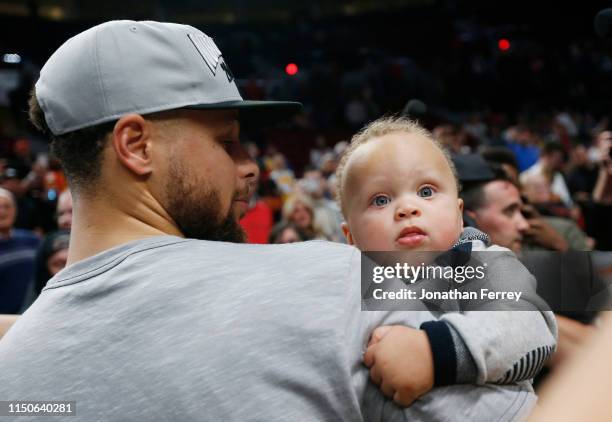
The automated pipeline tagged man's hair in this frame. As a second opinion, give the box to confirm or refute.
[460,183,487,212]
[0,187,16,206]
[334,115,459,216]
[29,90,115,193]
[461,170,513,212]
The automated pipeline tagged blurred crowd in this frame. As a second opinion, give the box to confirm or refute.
[2,100,612,315]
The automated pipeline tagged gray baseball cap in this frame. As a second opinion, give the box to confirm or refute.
[36,20,302,135]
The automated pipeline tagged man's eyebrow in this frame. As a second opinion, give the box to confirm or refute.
[503,203,521,213]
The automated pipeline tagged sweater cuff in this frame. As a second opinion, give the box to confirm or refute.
[448,323,478,383]
[420,321,457,386]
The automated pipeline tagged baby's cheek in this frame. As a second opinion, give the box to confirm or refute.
[353,220,391,250]
[435,225,463,250]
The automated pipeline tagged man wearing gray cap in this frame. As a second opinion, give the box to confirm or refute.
[0,21,539,421]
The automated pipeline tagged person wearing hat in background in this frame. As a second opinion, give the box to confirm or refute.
[520,141,574,209]
[455,154,609,388]
[0,20,538,421]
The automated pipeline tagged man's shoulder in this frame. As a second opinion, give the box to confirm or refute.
[180,238,358,263]
[176,239,360,278]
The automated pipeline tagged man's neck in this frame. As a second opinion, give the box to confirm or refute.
[67,195,183,266]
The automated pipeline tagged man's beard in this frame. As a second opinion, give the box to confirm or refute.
[164,161,246,243]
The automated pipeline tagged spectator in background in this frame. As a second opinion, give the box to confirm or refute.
[1,156,57,234]
[56,189,73,230]
[592,131,612,204]
[461,177,529,253]
[24,189,73,305]
[521,141,573,208]
[309,135,332,169]
[504,125,540,172]
[279,194,328,240]
[521,172,573,220]
[0,188,39,314]
[483,150,591,251]
[566,144,599,203]
[31,230,70,298]
[318,151,338,179]
[481,146,520,185]
[239,181,274,244]
[268,153,295,199]
[268,222,304,244]
[297,166,344,242]
[8,138,35,179]
[433,124,464,154]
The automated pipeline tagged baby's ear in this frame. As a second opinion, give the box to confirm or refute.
[341,222,354,245]
[457,198,464,229]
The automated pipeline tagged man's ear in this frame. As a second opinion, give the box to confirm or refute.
[341,222,354,245]
[457,198,464,229]
[112,114,154,176]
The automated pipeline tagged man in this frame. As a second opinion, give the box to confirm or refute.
[298,166,344,242]
[0,187,39,314]
[0,21,550,420]
[462,178,530,253]
[520,140,573,208]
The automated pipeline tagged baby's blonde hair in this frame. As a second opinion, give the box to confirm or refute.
[335,115,460,216]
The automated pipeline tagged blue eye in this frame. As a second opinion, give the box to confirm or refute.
[418,186,434,198]
[371,195,391,207]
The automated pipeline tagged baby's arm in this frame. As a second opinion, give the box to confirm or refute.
[363,250,557,406]
[362,318,481,406]
[363,325,434,406]
[438,249,557,384]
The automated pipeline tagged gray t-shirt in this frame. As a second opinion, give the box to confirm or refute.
[0,236,535,421]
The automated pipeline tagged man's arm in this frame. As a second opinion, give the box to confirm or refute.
[530,312,612,422]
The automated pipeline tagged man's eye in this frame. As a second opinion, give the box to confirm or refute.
[221,140,236,151]
[417,186,435,197]
[371,195,391,207]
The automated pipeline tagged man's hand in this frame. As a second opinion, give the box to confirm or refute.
[363,325,434,407]
[523,214,568,251]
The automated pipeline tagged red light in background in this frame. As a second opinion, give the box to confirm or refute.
[285,63,298,76]
[498,39,511,51]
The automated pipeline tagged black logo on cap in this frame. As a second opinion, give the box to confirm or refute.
[188,33,233,83]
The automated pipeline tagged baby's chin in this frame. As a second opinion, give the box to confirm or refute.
[394,237,458,252]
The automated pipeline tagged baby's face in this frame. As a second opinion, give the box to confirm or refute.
[342,132,463,251]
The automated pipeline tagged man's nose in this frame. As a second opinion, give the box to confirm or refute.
[515,212,530,233]
[235,146,260,183]
[395,200,421,220]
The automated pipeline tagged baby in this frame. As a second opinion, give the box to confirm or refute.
[335,116,557,407]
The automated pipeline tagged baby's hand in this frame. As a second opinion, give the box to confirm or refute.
[363,325,434,407]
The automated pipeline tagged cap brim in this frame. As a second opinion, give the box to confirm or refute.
[184,100,302,126]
